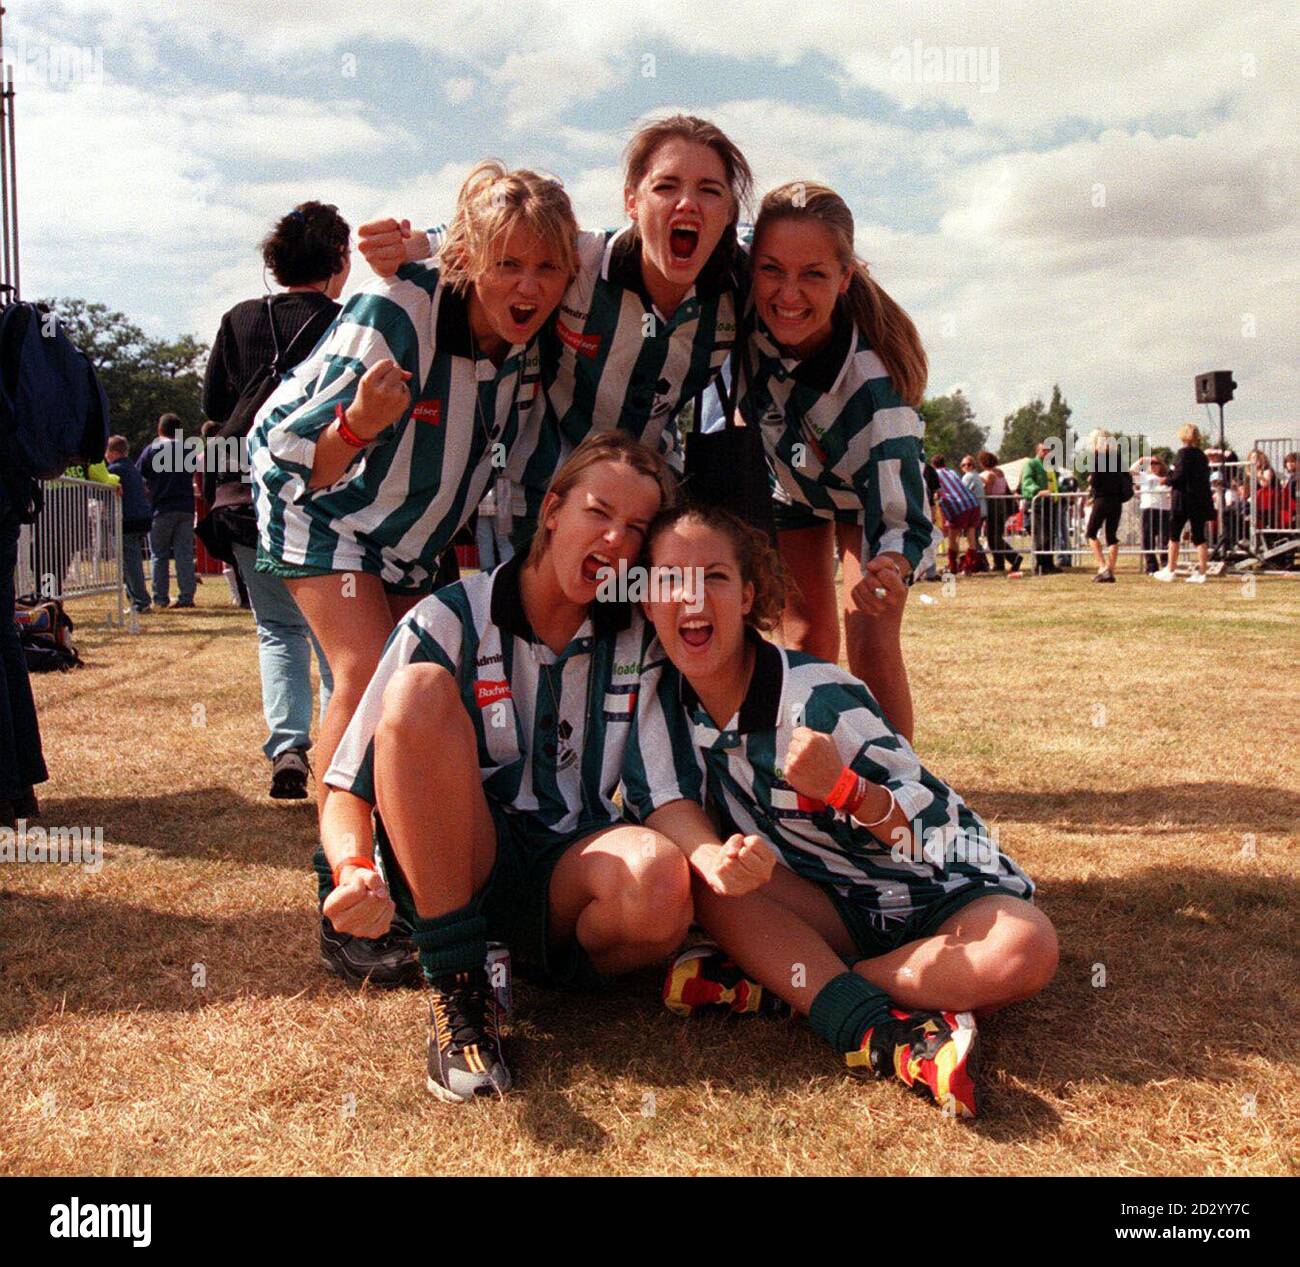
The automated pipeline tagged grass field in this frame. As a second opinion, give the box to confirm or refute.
[2,566,1297,1176]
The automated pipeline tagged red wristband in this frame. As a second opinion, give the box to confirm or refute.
[840,775,868,818]
[825,766,861,812]
[331,855,376,888]
[334,403,368,449]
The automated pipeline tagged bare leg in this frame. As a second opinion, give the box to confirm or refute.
[548,825,693,976]
[372,663,497,918]
[691,865,857,1015]
[287,572,407,816]
[695,866,1057,1017]
[852,894,1058,1015]
[839,523,913,742]
[776,521,840,663]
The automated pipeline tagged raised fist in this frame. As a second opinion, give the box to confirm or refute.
[345,359,412,440]
[783,726,844,803]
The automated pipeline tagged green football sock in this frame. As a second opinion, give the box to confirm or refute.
[311,845,332,906]
[808,972,893,1052]
[409,907,488,980]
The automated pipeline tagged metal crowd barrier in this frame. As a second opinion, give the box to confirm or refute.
[16,477,127,624]
[939,450,1299,575]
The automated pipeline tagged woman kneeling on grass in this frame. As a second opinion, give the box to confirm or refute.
[316,434,714,1102]
[643,504,1059,1118]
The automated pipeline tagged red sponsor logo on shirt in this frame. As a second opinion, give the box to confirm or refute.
[796,793,827,813]
[474,680,511,707]
[556,322,602,359]
[411,399,442,425]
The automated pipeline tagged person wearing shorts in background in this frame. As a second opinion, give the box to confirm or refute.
[1154,424,1213,584]
[931,456,980,575]
[1084,429,1126,584]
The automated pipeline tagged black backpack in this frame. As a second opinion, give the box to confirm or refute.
[1118,471,1135,503]
[196,297,335,563]
[15,598,83,672]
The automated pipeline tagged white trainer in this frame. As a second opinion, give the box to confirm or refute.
[1151,568,1175,582]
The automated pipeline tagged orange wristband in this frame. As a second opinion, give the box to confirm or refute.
[331,855,376,888]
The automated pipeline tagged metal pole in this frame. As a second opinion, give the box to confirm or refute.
[0,5,11,302]
[4,35,16,301]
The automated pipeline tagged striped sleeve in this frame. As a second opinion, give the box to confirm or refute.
[848,376,935,569]
[255,284,426,502]
[619,648,705,822]
[323,597,465,803]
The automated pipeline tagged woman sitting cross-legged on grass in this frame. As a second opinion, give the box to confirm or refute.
[641,504,1059,1118]
[317,434,720,1103]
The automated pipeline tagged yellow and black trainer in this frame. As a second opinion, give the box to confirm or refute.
[426,968,511,1103]
[846,1008,980,1119]
[663,943,788,1019]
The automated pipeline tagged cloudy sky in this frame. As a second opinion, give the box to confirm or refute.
[11,1,1297,449]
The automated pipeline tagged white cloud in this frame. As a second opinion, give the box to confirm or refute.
[488,49,624,129]
[443,76,476,105]
[942,123,1294,244]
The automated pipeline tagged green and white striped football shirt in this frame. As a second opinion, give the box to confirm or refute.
[248,262,541,590]
[324,555,702,849]
[737,314,938,569]
[659,632,1032,918]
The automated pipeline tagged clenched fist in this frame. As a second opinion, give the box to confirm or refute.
[696,832,777,897]
[358,217,429,277]
[783,726,845,803]
[322,864,395,939]
[345,359,412,440]
[849,554,908,622]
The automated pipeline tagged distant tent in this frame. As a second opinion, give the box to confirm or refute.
[998,455,1031,494]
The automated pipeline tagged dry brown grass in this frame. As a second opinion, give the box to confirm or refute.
[2,567,1297,1175]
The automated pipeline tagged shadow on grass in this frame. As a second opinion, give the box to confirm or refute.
[502,863,1297,1151]
[36,789,319,869]
[1,865,1292,1152]
[0,890,334,1037]
[969,782,1300,834]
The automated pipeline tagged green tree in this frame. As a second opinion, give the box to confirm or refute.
[42,297,208,452]
[919,390,987,464]
[997,384,1074,462]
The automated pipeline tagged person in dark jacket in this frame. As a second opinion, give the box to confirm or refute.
[205,203,416,988]
[107,434,152,612]
[202,201,345,803]
[137,413,196,607]
[0,470,46,828]
[1154,423,1213,583]
[1084,429,1126,583]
